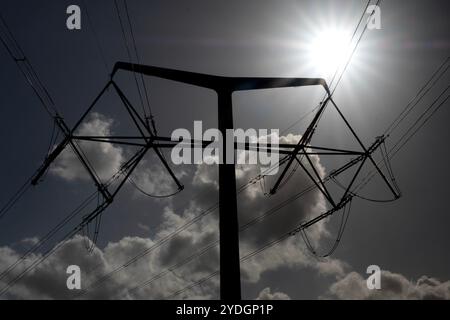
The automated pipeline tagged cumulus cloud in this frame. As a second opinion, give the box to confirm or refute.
[137,222,151,232]
[0,133,350,299]
[322,270,450,300]
[50,112,186,199]
[129,159,187,199]
[256,287,291,300]
[20,237,40,247]
[230,133,344,282]
[144,132,346,289]
[0,234,218,300]
[50,112,124,182]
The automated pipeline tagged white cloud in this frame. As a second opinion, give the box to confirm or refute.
[0,134,351,299]
[137,223,150,232]
[0,235,217,300]
[151,133,347,286]
[20,237,40,247]
[322,270,450,300]
[50,113,124,182]
[129,159,187,199]
[256,287,291,300]
[50,112,187,200]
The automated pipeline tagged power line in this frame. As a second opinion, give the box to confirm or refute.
[0,13,60,118]
[301,198,353,258]
[127,176,183,198]
[158,137,396,298]
[0,151,141,296]
[0,191,97,284]
[390,85,450,158]
[165,226,296,299]
[280,104,321,136]
[0,13,73,221]
[166,270,220,300]
[74,204,219,298]
[75,121,391,298]
[122,0,157,135]
[165,196,353,299]
[82,0,110,75]
[2,1,398,298]
[0,224,81,297]
[0,177,123,296]
[81,157,363,298]
[329,0,375,93]
[282,0,374,134]
[346,56,450,196]
[113,0,149,124]
[0,175,33,221]
[0,72,199,295]
[74,159,293,297]
[295,9,450,205]
[354,77,450,194]
[384,57,450,136]
[102,63,389,301]
[330,0,382,97]
[123,240,220,299]
[141,228,292,299]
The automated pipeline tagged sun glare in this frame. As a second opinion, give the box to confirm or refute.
[307,29,351,77]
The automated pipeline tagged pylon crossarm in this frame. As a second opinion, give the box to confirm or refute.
[71,81,114,133]
[110,147,151,198]
[269,95,400,201]
[341,156,367,200]
[111,81,184,190]
[300,145,363,154]
[69,135,365,157]
[31,81,114,186]
[32,79,184,193]
[69,140,113,200]
[302,149,336,207]
[290,195,353,236]
[269,97,331,195]
[328,137,383,178]
[78,198,112,231]
[111,62,330,93]
[31,136,70,185]
[77,146,150,230]
[328,99,400,199]
[112,82,150,138]
[294,155,335,206]
[72,137,149,148]
[286,134,398,210]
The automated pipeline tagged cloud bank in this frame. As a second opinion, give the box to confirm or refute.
[322,270,450,300]
[0,115,355,299]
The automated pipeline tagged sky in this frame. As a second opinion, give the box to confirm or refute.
[0,0,449,300]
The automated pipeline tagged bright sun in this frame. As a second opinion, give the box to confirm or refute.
[307,29,351,76]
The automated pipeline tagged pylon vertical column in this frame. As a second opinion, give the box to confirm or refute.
[217,89,241,300]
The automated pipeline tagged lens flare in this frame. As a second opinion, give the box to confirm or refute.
[307,29,351,76]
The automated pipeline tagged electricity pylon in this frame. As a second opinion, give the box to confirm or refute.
[31,62,400,301]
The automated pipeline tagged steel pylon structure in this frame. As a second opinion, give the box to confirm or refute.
[31,62,400,301]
